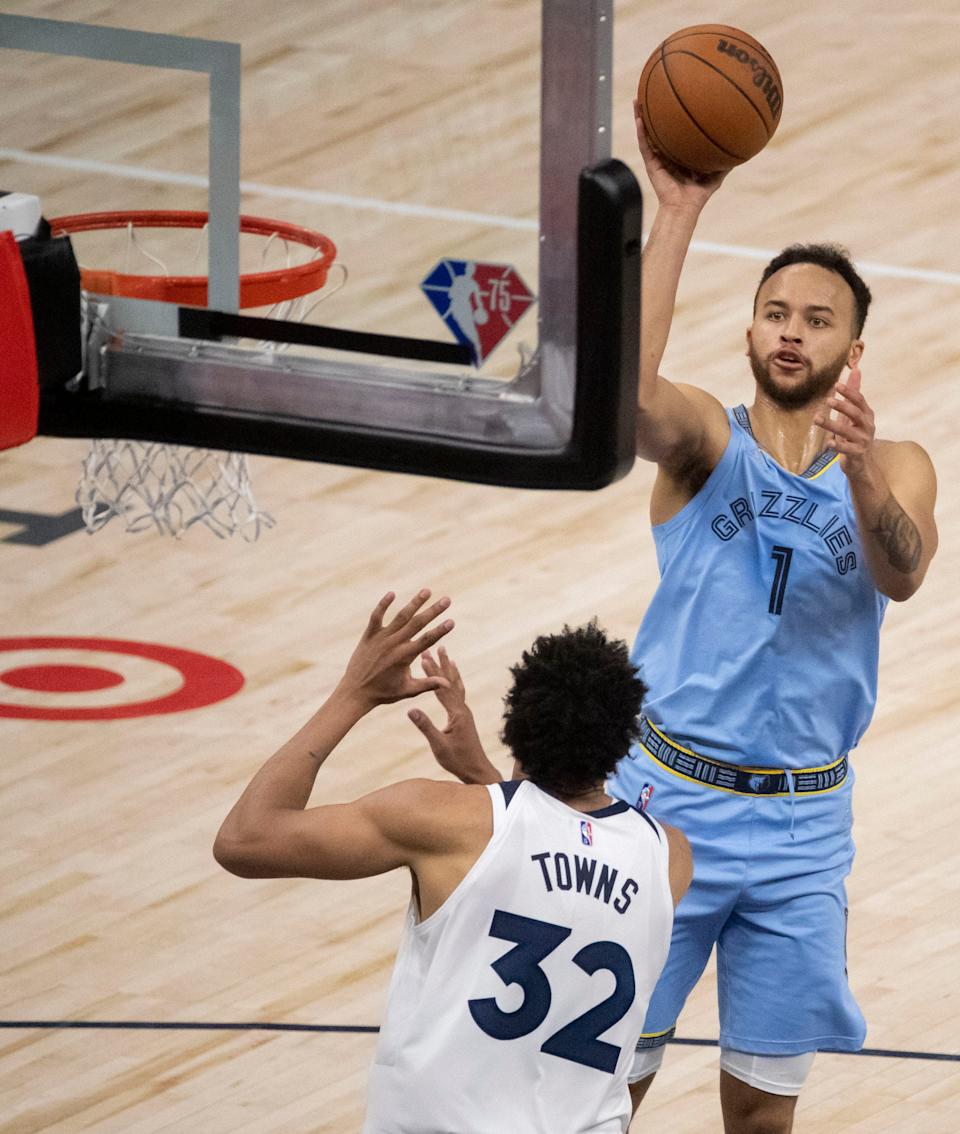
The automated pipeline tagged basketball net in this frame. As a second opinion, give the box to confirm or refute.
[62,214,342,539]
[78,442,273,540]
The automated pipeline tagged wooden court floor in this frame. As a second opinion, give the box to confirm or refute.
[1,1,958,1130]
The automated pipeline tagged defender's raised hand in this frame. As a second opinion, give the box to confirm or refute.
[338,589,455,711]
[408,646,502,785]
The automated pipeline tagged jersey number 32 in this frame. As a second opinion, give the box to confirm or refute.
[468,909,636,1074]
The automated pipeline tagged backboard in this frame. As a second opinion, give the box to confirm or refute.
[0,3,641,490]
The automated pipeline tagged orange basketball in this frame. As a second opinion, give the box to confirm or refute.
[637,24,783,175]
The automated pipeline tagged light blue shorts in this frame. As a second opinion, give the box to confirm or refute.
[609,743,865,1056]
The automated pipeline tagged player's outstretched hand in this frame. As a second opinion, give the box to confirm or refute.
[337,589,454,711]
[635,99,727,211]
[408,647,503,785]
[815,366,877,479]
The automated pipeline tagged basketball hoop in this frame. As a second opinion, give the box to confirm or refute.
[50,209,340,539]
[49,209,336,308]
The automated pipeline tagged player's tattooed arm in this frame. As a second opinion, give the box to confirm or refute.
[869,492,922,574]
[851,440,938,600]
[846,457,937,601]
[816,371,937,601]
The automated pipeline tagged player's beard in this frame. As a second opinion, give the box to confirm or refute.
[748,341,849,408]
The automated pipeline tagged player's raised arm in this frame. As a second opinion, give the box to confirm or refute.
[213,589,466,881]
[634,107,731,473]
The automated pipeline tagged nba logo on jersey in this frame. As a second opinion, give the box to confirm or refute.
[638,783,654,812]
[421,258,536,366]
[580,820,593,846]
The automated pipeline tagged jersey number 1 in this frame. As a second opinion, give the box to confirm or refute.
[468,909,636,1074]
[769,545,794,615]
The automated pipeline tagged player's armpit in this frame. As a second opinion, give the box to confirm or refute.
[214,778,489,881]
[635,378,730,477]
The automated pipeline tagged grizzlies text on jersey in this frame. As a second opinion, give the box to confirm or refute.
[632,405,888,770]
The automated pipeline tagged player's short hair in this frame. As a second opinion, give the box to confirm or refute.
[754,243,872,336]
[501,621,646,797]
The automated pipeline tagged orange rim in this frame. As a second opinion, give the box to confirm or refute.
[49,209,337,308]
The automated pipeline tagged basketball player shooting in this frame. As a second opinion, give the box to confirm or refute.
[410,101,940,1134]
[214,589,692,1134]
[603,111,939,1132]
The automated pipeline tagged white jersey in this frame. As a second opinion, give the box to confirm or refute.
[362,780,674,1134]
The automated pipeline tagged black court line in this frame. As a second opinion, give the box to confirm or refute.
[667,1037,960,1063]
[0,1021,957,1062]
[0,1020,377,1034]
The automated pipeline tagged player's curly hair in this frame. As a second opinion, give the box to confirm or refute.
[500,621,646,798]
[754,243,872,336]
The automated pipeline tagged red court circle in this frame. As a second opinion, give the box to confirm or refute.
[0,637,245,720]
[1,664,125,693]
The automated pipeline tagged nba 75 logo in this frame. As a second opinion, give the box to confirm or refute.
[421,259,536,366]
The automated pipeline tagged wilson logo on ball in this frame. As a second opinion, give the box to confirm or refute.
[716,39,782,117]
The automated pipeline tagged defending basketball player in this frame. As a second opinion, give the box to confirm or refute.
[214,589,692,1134]
[605,111,939,1132]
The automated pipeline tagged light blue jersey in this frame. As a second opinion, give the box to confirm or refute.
[631,405,888,770]
[608,404,888,1056]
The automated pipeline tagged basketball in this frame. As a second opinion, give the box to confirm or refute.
[637,24,783,175]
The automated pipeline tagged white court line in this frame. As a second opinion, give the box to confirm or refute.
[3,147,959,286]
[0,149,537,233]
